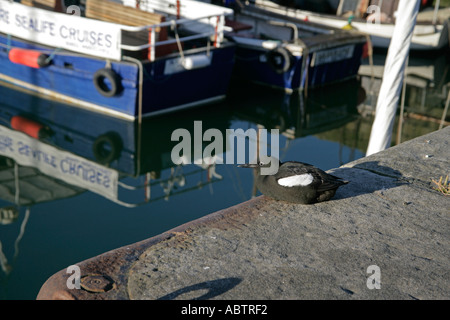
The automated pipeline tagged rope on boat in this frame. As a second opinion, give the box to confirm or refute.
[172,20,185,61]
[45,47,63,64]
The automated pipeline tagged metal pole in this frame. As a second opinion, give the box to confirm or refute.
[433,0,441,25]
[440,88,450,130]
[397,55,409,145]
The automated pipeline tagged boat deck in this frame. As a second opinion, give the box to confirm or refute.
[417,7,450,24]
[231,5,367,51]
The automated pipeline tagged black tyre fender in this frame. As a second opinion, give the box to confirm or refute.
[92,132,123,164]
[266,46,294,74]
[93,68,121,97]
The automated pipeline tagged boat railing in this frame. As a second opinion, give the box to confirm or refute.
[117,0,234,61]
[115,164,223,208]
[241,4,335,36]
[267,20,299,44]
[119,13,230,61]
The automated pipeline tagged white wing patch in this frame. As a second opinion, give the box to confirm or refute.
[277,174,314,187]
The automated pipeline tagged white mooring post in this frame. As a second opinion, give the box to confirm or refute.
[366,0,421,156]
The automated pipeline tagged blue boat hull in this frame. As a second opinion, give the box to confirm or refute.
[140,47,235,115]
[0,34,235,120]
[233,44,364,91]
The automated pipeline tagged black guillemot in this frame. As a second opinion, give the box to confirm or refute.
[239,157,349,204]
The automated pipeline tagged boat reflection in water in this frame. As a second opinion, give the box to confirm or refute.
[233,80,364,134]
[0,77,365,292]
[0,75,366,203]
[0,82,236,209]
[359,52,450,143]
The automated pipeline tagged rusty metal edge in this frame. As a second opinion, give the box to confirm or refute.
[36,196,271,300]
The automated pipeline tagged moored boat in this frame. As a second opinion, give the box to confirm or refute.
[252,0,450,51]
[225,2,367,92]
[0,0,236,121]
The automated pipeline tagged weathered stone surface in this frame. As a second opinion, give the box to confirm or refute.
[37,127,450,300]
[344,129,449,185]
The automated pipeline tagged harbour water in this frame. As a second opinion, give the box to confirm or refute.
[0,50,449,300]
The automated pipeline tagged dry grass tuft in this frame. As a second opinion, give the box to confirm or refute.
[432,175,450,195]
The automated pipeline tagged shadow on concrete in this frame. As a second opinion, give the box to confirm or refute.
[157,277,242,300]
[331,161,407,200]
[350,161,405,180]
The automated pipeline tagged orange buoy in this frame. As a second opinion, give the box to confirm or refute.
[8,48,51,69]
[11,116,52,139]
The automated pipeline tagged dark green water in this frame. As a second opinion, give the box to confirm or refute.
[0,51,448,300]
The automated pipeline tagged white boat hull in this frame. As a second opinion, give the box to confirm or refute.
[254,0,450,50]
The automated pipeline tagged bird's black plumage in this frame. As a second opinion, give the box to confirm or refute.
[240,158,348,204]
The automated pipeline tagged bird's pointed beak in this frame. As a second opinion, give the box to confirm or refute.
[237,163,259,168]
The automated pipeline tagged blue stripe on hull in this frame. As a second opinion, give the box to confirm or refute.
[0,34,235,118]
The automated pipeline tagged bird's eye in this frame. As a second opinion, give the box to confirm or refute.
[259,162,265,166]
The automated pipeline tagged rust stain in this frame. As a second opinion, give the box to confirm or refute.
[37,196,275,300]
[81,274,116,293]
